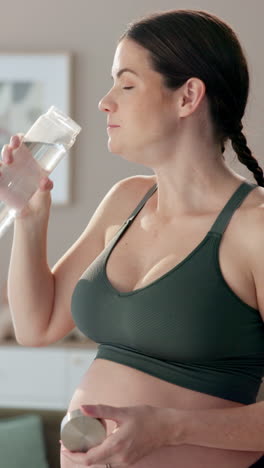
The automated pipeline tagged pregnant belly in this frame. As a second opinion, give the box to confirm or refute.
[64,358,263,468]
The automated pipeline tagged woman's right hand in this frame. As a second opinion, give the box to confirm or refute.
[1,134,54,221]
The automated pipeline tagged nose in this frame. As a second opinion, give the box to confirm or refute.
[98,92,117,113]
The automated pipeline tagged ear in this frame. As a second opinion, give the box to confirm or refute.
[178,78,206,118]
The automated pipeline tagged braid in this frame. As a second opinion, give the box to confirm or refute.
[230,124,264,187]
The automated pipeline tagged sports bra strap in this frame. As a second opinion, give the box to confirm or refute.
[124,182,158,223]
[123,180,258,236]
[209,181,258,235]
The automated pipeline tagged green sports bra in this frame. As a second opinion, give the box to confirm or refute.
[71,180,264,405]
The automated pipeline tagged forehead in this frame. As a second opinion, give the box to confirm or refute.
[111,39,151,77]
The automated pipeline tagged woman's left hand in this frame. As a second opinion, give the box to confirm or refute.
[60,403,181,467]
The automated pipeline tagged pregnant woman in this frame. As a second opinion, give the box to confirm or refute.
[5,9,264,468]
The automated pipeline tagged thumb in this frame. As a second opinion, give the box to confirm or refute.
[80,404,127,424]
[39,175,54,192]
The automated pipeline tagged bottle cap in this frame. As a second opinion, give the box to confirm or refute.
[60,408,106,453]
[47,106,82,136]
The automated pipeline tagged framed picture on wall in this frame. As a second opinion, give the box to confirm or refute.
[0,52,72,204]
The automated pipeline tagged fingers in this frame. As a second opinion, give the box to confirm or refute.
[10,135,22,149]
[1,134,23,164]
[1,144,13,164]
[39,176,54,192]
[0,135,54,192]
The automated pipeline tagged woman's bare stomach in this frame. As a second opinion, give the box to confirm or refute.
[64,358,264,468]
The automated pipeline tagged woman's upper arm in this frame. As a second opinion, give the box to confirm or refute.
[41,175,146,345]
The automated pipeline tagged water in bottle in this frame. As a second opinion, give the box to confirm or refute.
[0,106,81,238]
[24,141,67,172]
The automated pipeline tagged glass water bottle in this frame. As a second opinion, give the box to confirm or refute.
[0,106,82,238]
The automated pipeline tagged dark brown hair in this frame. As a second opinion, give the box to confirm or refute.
[119,9,264,186]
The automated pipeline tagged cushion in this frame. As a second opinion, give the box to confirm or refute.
[0,413,48,468]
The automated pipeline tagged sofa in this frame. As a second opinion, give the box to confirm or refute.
[0,407,65,468]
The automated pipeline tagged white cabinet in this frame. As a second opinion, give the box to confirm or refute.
[0,345,97,409]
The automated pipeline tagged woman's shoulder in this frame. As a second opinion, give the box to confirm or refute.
[111,174,156,214]
[104,175,156,242]
[242,183,264,225]
[235,182,264,250]
[117,174,156,194]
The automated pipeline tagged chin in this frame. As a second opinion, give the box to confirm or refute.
[107,138,152,164]
[107,141,128,157]
[109,149,148,168]
[107,135,136,155]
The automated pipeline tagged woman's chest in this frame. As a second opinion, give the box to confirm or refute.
[104,215,258,311]
[72,208,262,361]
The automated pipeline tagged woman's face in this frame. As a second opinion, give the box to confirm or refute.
[98,38,180,164]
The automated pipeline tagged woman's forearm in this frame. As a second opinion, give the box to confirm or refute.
[166,400,264,451]
[8,216,55,346]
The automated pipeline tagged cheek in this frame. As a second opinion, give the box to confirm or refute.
[132,109,177,139]
[131,95,175,126]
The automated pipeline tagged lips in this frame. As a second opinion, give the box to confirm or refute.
[107,125,120,128]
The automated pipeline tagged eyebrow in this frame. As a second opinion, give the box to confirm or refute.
[111,68,139,80]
